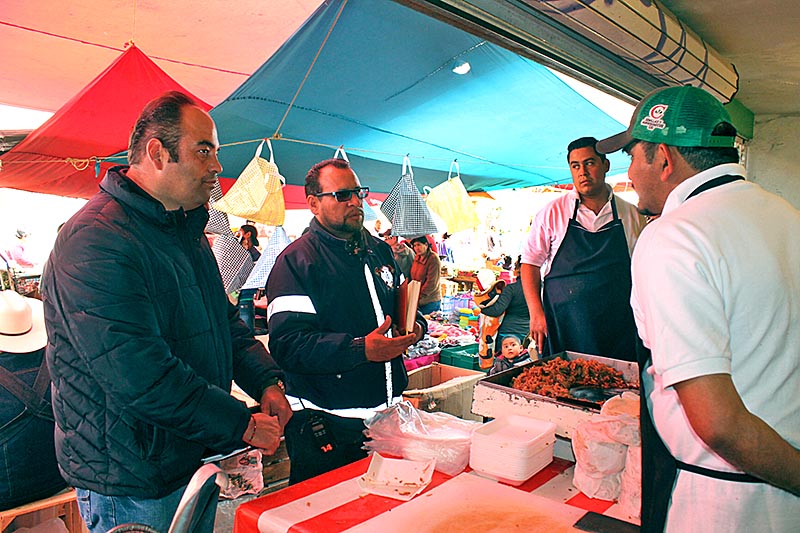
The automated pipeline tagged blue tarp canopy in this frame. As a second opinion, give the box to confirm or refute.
[211,0,629,193]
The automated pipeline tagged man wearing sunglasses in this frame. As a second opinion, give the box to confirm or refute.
[266,158,426,483]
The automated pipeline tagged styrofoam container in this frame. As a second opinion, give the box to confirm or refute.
[358,453,435,501]
[469,415,556,485]
[470,445,555,486]
[472,415,557,453]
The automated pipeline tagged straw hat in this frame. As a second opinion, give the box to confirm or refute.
[0,290,47,353]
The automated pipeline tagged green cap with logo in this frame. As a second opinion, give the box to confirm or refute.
[596,85,736,154]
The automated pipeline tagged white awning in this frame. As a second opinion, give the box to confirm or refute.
[400,0,738,103]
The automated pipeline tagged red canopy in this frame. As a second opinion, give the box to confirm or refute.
[0,45,210,199]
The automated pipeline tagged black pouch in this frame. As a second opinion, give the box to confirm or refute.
[305,412,337,453]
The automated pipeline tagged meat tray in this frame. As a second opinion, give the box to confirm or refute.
[471,351,639,438]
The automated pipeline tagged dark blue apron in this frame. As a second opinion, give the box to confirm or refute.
[541,196,637,361]
[637,175,761,532]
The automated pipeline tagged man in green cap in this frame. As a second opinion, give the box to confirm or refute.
[597,86,800,531]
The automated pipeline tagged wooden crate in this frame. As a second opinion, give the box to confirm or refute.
[0,489,87,533]
[260,440,290,494]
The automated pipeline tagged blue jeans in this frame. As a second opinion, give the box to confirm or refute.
[0,350,66,510]
[75,485,216,533]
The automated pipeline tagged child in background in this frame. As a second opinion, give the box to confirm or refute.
[488,334,531,376]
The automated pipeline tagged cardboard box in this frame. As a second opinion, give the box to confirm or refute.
[471,351,638,438]
[403,363,484,421]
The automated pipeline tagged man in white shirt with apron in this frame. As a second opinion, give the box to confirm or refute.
[598,85,800,532]
[521,137,646,361]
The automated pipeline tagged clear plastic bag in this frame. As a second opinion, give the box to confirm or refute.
[364,401,480,476]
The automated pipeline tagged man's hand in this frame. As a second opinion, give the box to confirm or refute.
[242,413,282,455]
[259,385,292,431]
[366,316,417,362]
[520,263,547,354]
[392,318,425,343]
[528,307,548,355]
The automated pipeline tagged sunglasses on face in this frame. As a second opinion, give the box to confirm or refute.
[314,187,369,202]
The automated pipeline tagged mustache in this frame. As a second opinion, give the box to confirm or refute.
[637,207,660,217]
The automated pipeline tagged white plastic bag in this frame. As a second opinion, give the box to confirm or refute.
[573,463,622,501]
[364,401,480,476]
[619,445,642,519]
[572,413,640,500]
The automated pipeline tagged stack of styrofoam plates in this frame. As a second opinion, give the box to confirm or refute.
[469,414,557,486]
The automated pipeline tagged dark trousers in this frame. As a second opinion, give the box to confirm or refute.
[283,409,368,485]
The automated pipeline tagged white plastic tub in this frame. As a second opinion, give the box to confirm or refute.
[472,415,557,452]
[469,415,557,485]
[470,445,555,485]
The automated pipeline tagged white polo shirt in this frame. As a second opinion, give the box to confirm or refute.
[631,163,800,532]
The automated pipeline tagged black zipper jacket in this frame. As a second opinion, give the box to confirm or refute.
[267,218,426,411]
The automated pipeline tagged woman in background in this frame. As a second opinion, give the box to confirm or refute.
[238,224,261,262]
[410,235,441,315]
[236,224,261,333]
[480,256,532,355]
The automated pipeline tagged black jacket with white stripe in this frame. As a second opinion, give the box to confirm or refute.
[267,218,425,412]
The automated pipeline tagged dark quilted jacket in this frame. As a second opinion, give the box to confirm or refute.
[41,166,282,497]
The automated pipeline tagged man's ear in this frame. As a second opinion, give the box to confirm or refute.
[146,138,166,170]
[307,195,320,215]
[657,143,675,183]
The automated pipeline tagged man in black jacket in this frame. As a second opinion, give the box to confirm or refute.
[41,91,291,532]
[267,158,425,484]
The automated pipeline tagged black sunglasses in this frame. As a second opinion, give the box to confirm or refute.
[314,187,369,202]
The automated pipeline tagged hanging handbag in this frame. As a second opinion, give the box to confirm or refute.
[380,156,439,238]
[212,232,254,294]
[241,226,292,290]
[206,180,234,235]
[424,160,480,234]
[214,140,286,226]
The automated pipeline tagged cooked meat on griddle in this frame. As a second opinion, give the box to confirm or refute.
[511,358,629,399]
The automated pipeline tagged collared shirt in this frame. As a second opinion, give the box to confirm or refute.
[521,186,646,277]
[631,163,800,531]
